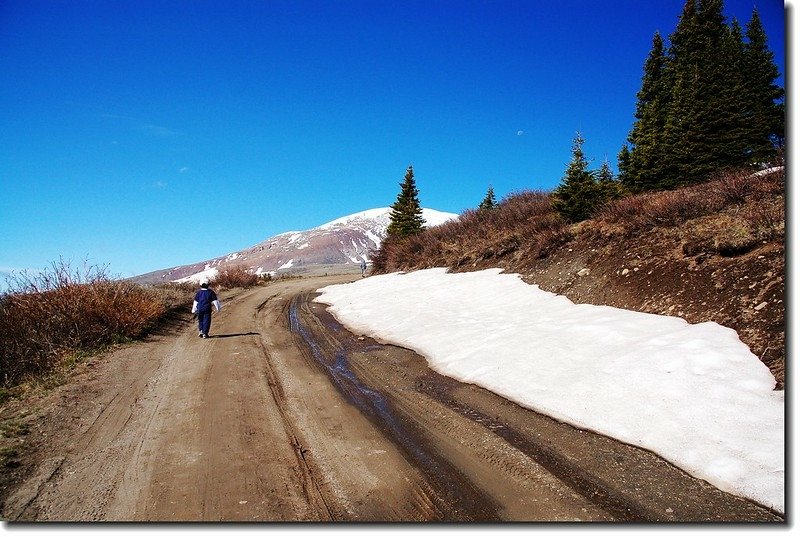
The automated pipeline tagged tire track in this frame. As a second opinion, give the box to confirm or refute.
[289,293,502,521]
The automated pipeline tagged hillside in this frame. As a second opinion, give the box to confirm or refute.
[372,168,785,389]
[133,207,457,284]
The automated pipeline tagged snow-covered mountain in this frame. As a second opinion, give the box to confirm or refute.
[133,208,458,284]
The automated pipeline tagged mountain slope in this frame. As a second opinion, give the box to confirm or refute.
[133,208,457,284]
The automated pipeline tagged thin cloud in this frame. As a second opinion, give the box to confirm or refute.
[517,130,525,136]
[179,167,189,173]
[100,113,181,137]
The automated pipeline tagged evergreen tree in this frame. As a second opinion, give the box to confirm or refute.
[716,19,749,167]
[387,165,425,238]
[662,0,732,186]
[622,31,670,192]
[551,133,599,223]
[622,0,783,190]
[596,158,625,205]
[617,144,632,185]
[742,8,785,163]
[478,185,497,212]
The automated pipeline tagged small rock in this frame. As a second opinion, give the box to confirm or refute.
[577,268,590,277]
[621,268,630,276]
[754,301,768,311]
[665,508,673,514]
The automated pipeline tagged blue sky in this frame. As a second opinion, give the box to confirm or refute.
[0,0,787,279]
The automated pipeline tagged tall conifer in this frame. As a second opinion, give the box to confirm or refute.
[622,32,669,192]
[663,0,733,184]
[621,0,783,190]
[387,165,425,238]
[717,18,749,167]
[742,9,785,162]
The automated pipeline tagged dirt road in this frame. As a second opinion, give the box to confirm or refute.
[0,275,782,522]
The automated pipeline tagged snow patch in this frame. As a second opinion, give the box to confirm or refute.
[315,268,784,512]
[174,266,219,284]
[365,230,382,249]
[318,207,457,231]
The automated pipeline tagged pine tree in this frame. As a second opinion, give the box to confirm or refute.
[621,0,783,191]
[617,144,632,185]
[478,185,497,212]
[622,31,670,192]
[387,165,426,238]
[716,18,750,168]
[596,158,625,205]
[742,8,785,163]
[662,0,733,186]
[551,133,599,223]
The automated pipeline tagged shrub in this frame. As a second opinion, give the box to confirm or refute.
[210,264,260,289]
[745,198,785,241]
[598,166,783,232]
[370,190,568,273]
[0,259,168,388]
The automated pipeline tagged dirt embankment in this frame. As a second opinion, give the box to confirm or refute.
[457,219,785,389]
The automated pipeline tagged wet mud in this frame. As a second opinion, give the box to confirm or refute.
[289,294,501,521]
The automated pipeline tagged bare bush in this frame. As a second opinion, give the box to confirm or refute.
[598,166,784,231]
[210,264,260,289]
[709,169,755,205]
[371,190,568,273]
[0,259,169,388]
[744,199,785,241]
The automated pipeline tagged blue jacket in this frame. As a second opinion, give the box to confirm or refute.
[193,288,221,313]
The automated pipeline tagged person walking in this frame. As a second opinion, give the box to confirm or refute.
[192,280,221,338]
[360,258,367,277]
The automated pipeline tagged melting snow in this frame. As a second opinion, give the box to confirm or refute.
[315,268,784,512]
[174,266,219,284]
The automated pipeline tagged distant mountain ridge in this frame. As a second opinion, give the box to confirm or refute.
[132,207,457,284]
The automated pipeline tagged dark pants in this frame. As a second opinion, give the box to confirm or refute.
[197,310,212,336]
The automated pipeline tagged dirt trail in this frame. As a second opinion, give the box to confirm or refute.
[0,276,782,522]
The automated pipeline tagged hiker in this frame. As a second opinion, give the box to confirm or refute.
[192,280,221,339]
[360,258,367,277]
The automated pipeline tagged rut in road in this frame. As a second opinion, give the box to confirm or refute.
[288,294,502,521]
